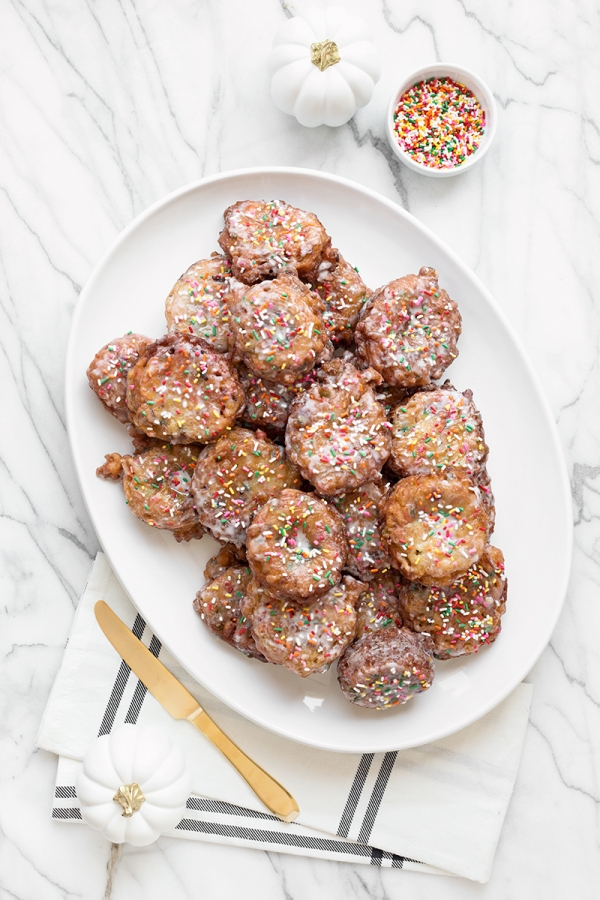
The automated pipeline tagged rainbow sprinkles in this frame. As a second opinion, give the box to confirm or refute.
[392,76,486,170]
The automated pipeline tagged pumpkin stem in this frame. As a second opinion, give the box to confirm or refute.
[113,783,146,818]
[311,40,341,72]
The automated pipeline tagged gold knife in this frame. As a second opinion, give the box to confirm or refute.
[94,600,299,822]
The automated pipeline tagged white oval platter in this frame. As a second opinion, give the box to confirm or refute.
[66,167,572,753]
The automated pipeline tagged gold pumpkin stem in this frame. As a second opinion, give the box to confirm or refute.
[113,783,146,818]
[311,39,341,71]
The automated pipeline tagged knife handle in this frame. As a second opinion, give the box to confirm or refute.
[187,708,299,822]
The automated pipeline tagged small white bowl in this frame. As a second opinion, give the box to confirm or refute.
[386,63,497,178]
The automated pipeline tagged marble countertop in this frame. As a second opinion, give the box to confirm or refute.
[2,0,599,896]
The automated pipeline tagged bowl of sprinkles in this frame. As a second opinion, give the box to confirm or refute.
[387,63,497,177]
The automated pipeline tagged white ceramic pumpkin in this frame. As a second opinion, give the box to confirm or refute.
[76,724,192,846]
[268,5,381,128]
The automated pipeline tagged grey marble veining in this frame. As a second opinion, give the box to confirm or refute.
[1,0,599,896]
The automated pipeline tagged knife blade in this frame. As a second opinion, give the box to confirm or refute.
[94,600,299,822]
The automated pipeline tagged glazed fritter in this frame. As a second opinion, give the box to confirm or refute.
[389,382,488,478]
[285,357,391,495]
[246,488,348,600]
[307,253,371,343]
[327,480,393,581]
[381,473,491,586]
[97,442,204,542]
[397,545,507,658]
[165,255,235,352]
[219,199,332,284]
[338,626,435,709]
[87,333,152,423]
[354,571,404,640]
[126,333,245,444]
[191,427,302,546]
[355,267,461,388]
[194,562,266,661]
[228,274,332,386]
[245,575,362,677]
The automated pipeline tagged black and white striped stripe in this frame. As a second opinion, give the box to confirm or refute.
[175,818,405,866]
[185,797,281,821]
[97,613,145,736]
[52,807,82,820]
[54,785,77,799]
[124,635,162,724]
[337,753,374,837]
[357,752,398,844]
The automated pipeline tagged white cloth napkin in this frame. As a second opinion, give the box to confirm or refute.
[37,554,532,882]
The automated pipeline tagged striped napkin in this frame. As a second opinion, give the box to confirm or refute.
[37,554,532,882]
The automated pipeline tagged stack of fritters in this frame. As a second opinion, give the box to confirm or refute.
[88,199,507,711]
